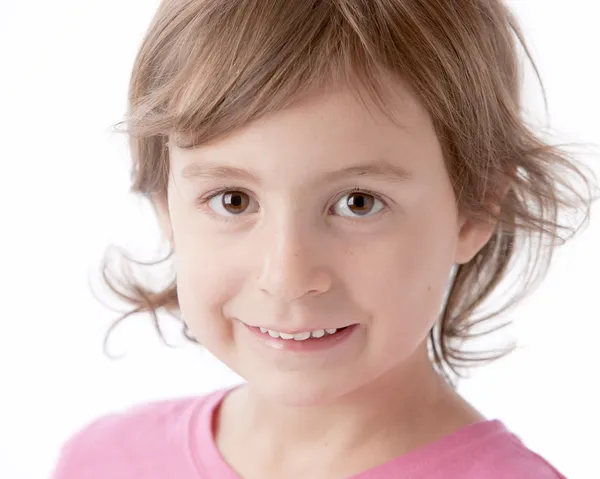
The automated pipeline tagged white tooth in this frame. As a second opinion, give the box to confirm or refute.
[268,330,280,338]
[259,327,267,333]
[311,329,325,338]
[279,332,294,340]
[325,328,337,334]
[293,331,311,341]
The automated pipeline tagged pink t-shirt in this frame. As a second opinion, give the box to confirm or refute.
[51,388,566,478]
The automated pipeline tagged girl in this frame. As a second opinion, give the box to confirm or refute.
[53,0,595,478]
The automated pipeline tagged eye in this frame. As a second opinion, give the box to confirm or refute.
[332,191,384,217]
[207,190,256,216]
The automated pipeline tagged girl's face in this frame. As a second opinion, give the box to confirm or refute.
[158,84,492,406]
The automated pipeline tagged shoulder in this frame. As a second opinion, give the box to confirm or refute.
[465,424,567,478]
[50,390,224,479]
[64,395,200,448]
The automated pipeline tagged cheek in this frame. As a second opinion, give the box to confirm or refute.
[174,260,227,344]
[345,214,457,343]
[170,221,240,345]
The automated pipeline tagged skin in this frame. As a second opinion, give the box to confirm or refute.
[155,81,495,478]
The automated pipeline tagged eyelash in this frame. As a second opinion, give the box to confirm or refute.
[195,187,255,224]
[196,186,390,223]
[330,186,389,222]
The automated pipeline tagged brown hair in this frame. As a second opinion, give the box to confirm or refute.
[102,0,597,383]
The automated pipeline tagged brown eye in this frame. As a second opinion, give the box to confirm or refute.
[332,191,384,217]
[222,191,250,214]
[347,192,375,215]
[207,190,254,216]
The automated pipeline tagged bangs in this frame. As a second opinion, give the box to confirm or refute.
[124,0,396,148]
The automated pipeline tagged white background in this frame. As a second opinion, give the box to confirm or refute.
[0,1,599,478]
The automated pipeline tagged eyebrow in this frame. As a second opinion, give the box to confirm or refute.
[324,161,413,183]
[180,159,413,184]
[181,162,260,183]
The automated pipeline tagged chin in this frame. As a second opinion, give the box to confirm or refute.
[247,370,362,408]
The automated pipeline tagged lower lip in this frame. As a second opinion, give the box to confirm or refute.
[242,323,359,352]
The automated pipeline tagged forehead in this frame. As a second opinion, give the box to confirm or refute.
[168,84,441,184]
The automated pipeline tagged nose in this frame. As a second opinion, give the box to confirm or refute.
[256,220,332,302]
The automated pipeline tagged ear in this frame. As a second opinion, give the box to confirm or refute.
[453,214,496,264]
[151,194,174,248]
[454,176,511,264]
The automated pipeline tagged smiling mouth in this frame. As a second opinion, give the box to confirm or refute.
[241,322,360,353]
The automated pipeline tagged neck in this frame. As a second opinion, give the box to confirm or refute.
[216,345,482,468]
